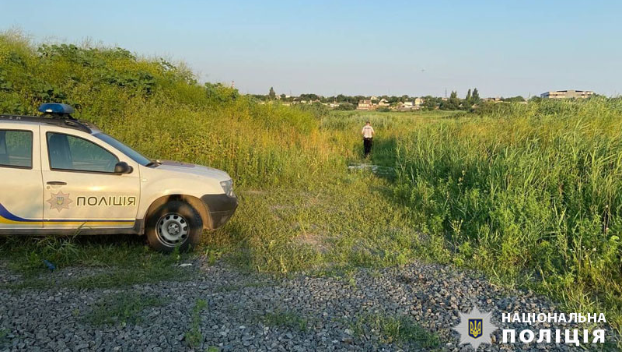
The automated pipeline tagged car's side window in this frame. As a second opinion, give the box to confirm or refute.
[0,129,33,169]
[47,132,119,173]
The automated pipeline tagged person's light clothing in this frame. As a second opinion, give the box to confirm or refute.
[362,125,374,139]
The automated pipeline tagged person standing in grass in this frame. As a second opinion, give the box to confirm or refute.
[361,121,375,158]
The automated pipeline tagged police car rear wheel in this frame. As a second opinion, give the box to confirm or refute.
[146,201,202,253]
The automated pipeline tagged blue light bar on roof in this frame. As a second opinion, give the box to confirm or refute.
[38,103,75,115]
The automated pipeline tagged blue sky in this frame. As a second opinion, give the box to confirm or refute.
[1,0,620,97]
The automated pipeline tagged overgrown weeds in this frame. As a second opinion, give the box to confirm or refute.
[260,309,311,332]
[185,299,208,348]
[85,292,169,326]
[393,99,622,333]
[0,235,193,289]
[350,313,441,349]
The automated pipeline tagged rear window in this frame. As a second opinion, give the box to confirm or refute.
[0,130,33,168]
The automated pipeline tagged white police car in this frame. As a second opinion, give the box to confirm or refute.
[0,103,237,252]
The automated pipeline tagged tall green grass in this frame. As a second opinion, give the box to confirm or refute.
[394,98,622,330]
[0,31,340,187]
[0,32,348,287]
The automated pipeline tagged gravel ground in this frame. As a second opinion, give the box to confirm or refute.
[0,261,615,351]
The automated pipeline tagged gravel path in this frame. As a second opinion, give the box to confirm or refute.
[0,261,613,351]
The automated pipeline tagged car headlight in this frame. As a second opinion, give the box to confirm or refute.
[220,180,234,197]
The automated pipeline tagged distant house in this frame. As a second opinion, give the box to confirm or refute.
[540,90,594,99]
[357,99,373,110]
[395,101,415,111]
[414,98,424,109]
[377,99,390,107]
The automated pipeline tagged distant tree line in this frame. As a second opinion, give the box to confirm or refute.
[254,86,533,111]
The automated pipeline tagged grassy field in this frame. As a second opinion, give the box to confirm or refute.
[1,32,621,340]
[392,100,622,332]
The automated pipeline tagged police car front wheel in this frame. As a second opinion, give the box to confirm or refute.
[146,201,202,253]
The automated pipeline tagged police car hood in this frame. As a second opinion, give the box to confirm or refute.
[155,160,231,181]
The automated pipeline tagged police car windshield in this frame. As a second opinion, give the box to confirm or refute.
[93,133,152,166]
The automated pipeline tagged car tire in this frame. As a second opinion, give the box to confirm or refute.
[145,200,203,253]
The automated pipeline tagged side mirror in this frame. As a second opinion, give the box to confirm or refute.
[114,161,133,174]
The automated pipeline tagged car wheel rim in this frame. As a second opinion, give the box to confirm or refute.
[156,213,189,246]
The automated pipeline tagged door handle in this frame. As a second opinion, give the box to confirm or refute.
[47,181,67,186]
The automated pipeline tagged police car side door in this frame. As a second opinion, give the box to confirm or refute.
[40,126,140,230]
[0,123,43,230]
